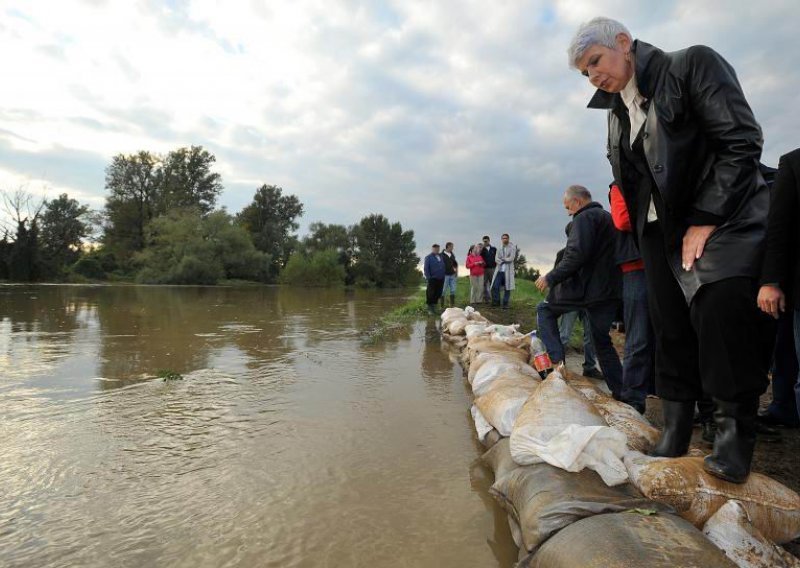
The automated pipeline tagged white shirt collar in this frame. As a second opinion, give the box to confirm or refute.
[620,74,643,109]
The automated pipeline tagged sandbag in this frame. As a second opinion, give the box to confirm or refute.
[475,377,539,436]
[471,404,494,442]
[472,363,539,397]
[625,454,800,544]
[523,511,737,567]
[467,352,529,383]
[441,307,466,325]
[510,372,629,486]
[702,499,800,568]
[464,323,489,339]
[463,306,488,323]
[464,340,529,367]
[446,317,470,335]
[481,429,503,450]
[481,437,519,483]
[490,462,672,552]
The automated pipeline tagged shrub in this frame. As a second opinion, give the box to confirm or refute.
[279,249,345,287]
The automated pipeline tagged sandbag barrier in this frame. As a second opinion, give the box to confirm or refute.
[440,306,800,568]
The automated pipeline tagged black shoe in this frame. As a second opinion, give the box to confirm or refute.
[502,305,510,310]
[582,368,604,380]
[651,400,695,457]
[701,421,717,445]
[703,399,758,484]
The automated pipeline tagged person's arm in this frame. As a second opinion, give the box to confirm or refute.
[465,256,474,269]
[609,184,632,232]
[685,45,763,224]
[546,218,592,286]
[761,153,797,288]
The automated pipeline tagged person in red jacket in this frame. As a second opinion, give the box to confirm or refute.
[465,244,486,304]
[608,182,652,414]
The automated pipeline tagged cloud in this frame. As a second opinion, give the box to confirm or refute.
[0,0,797,270]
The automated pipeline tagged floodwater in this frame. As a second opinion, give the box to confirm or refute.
[0,285,515,567]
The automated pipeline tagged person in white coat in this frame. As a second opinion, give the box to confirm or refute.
[490,233,518,308]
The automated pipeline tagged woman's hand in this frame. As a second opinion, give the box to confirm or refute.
[682,225,716,271]
[757,285,785,319]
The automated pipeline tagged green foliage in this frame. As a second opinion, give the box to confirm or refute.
[39,193,91,275]
[237,184,304,281]
[159,146,222,214]
[349,214,419,287]
[279,249,346,287]
[157,369,183,381]
[71,255,106,280]
[135,209,269,285]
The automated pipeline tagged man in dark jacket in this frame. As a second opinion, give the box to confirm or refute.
[758,148,800,427]
[423,244,446,315]
[570,17,775,482]
[480,236,497,302]
[535,185,624,401]
[441,242,458,308]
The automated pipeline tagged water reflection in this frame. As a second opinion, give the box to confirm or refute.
[0,285,517,567]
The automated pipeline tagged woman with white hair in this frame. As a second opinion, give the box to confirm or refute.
[568,17,774,483]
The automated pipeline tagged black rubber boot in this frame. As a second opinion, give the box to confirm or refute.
[427,304,436,316]
[449,294,455,307]
[651,400,695,457]
[701,421,717,445]
[703,399,758,484]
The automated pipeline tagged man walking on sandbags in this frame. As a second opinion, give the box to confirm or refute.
[490,233,517,308]
[535,185,625,406]
[423,244,446,315]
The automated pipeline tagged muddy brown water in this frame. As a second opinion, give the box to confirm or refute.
[0,284,516,567]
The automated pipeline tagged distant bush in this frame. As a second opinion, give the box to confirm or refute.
[71,255,106,280]
[279,249,346,287]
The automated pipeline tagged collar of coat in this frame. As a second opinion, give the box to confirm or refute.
[573,201,603,216]
[586,40,667,110]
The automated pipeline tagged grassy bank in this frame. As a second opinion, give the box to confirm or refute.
[366,276,590,344]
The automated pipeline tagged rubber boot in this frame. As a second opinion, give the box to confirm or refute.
[449,294,455,307]
[651,400,695,457]
[703,399,758,484]
[701,420,717,445]
[427,304,436,316]
[439,297,444,311]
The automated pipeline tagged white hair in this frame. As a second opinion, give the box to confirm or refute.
[567,17,632,69]
[565,184,592,202]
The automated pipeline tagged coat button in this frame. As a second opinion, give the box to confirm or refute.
[653,164,664,173]
[642,132,649,139]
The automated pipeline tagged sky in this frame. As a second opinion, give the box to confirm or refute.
[1,0,798,271]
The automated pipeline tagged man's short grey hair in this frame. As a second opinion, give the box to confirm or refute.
[565,184,592,202]
[567,17,632,69]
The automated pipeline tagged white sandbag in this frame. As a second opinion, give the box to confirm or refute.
[446,317,470,335]
[471,404,494,442]
[624,453,800,544]
[465,323,490,339]
[702,499,800,568]
[467,352,529,384]
[464,339,529,366]
[475,377,539,437]
[441,307,465,324]
[464,306,489,323]
[472,361,539,396]
[485,323,520,337]
[510,372,629,486]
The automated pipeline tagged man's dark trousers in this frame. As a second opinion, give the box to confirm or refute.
[491,271,511,306]
[638,222,773,402]
[537,299,623,399]
[765,313,800,425]
[621,269,653,410]
[426,278,445,307]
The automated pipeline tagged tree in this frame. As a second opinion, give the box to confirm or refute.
[514,251,527,273]
[279,249,346,287]
[159,146,222,214]
[1,188,45,281]
[236,184,304,281]
[349,214,419,287]
[301,222,354,278]
[39,193,91,274]
[135,208,269,285]
[103,151,161,263]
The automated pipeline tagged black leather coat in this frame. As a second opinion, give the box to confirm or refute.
[588,40,768,303]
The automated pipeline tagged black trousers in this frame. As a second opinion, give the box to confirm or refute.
[426,278,445,306]
[638,222,774,403]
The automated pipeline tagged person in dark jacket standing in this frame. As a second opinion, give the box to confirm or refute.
[535,185,624,401]
[757,148,800,427]
[441,242,459,308]
[609,181,653,414]
[423,244,446,315]
[570,17,775,482]
[480,236,497,302]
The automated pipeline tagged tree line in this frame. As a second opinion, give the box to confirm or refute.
[0,146,420,287]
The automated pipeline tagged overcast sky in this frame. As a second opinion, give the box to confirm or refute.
[1,0,798,271]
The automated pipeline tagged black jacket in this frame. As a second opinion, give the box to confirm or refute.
[442,251,458,275]
[761,148,800,304]
[546,202,621,305]
[588,40,768,303]
[481,245,497,269]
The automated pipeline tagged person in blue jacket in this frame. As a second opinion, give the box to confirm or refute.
[423,244,447,315]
